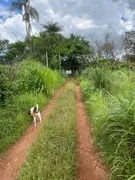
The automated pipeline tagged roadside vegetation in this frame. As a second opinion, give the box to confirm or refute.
[18,82,76,180]
[2,1,135,179]
[0,59,65,153]
[79,67,135,180]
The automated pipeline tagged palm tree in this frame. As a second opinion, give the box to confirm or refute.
[11,0,39,40]
[42,21,63,68]
[42,21,63,35]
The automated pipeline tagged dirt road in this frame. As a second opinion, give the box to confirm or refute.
[76,82,108,180]
[0,80,109,180]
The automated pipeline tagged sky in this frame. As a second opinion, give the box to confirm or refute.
[0,0,135,43]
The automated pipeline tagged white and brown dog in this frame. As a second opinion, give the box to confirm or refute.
[28,104,42,127]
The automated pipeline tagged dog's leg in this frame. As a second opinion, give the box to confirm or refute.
[34,117,37,127]
[39,113,42,124]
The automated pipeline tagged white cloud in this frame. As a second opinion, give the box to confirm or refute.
[0,14,25,42]
[30,0,126,41]
[1,0,135,42]
[71,18,97,29]
[120,20,133,30]
[119,5,135,30]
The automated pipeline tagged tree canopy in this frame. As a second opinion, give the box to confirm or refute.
[0,27,94,73]
[42,21,63,35]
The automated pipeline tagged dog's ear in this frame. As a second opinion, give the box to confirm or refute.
[28,110,31,115]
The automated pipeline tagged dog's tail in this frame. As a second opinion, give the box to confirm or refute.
[36,104,39,112]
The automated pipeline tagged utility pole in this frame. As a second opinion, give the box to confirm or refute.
[46,51,48,68]
[59,54,61,71]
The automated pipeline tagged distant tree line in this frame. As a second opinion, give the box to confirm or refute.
[0,21,94,73]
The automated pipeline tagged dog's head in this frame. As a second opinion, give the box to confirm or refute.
[28,106,38,116]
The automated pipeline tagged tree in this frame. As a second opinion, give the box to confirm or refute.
[0,39,9,64]
[28,33,94,72]
[122,31,135,58]
[101,34,115,58]
[11,0,39,40]
[27,32,63,68]
[94,40,102,57]
[4,41,27,63]
[57,34,93,73]
[120,31,135,62]
[94,33,116,59]
[42,21,63,35]
[0,39,9,54]
[41,22,64,68]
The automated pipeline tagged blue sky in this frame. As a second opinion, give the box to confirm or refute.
[0,0,21,14]
[1,0,10,7]
[0,0,135,43]
[0,1,11,21]
[0,0,19,19]
[0,0,14,9]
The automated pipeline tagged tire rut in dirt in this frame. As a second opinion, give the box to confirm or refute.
[0,83,66,180]
[76,83,108,180]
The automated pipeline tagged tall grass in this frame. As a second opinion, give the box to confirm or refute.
[0,59,65,153]
[18,82,76,180]
[0,93,46,153]
[80,67,112,91]
[17,60,64,96]
[79,67,135,179]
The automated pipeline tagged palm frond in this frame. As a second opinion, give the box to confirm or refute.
[10,1,24,11]
[42,21,64,34]
[29,6,39,22]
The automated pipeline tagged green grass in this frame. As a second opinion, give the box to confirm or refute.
[0,92,47,153]
[79,67,135,180]
[0,60,66,154]
[80,67,112,92]
[18,82,76,180]
[17,60,65,96]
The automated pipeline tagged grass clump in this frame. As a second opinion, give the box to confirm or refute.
[17,60,65,96]
[18,82,76,180]
[80,67,112,91]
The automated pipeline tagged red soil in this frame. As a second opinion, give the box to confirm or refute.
[76,83,109,180]
[0,84,65,180]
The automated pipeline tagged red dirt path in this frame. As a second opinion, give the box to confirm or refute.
[76,83,109,180]
[0,84,65,180]
[0,80,109,180]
